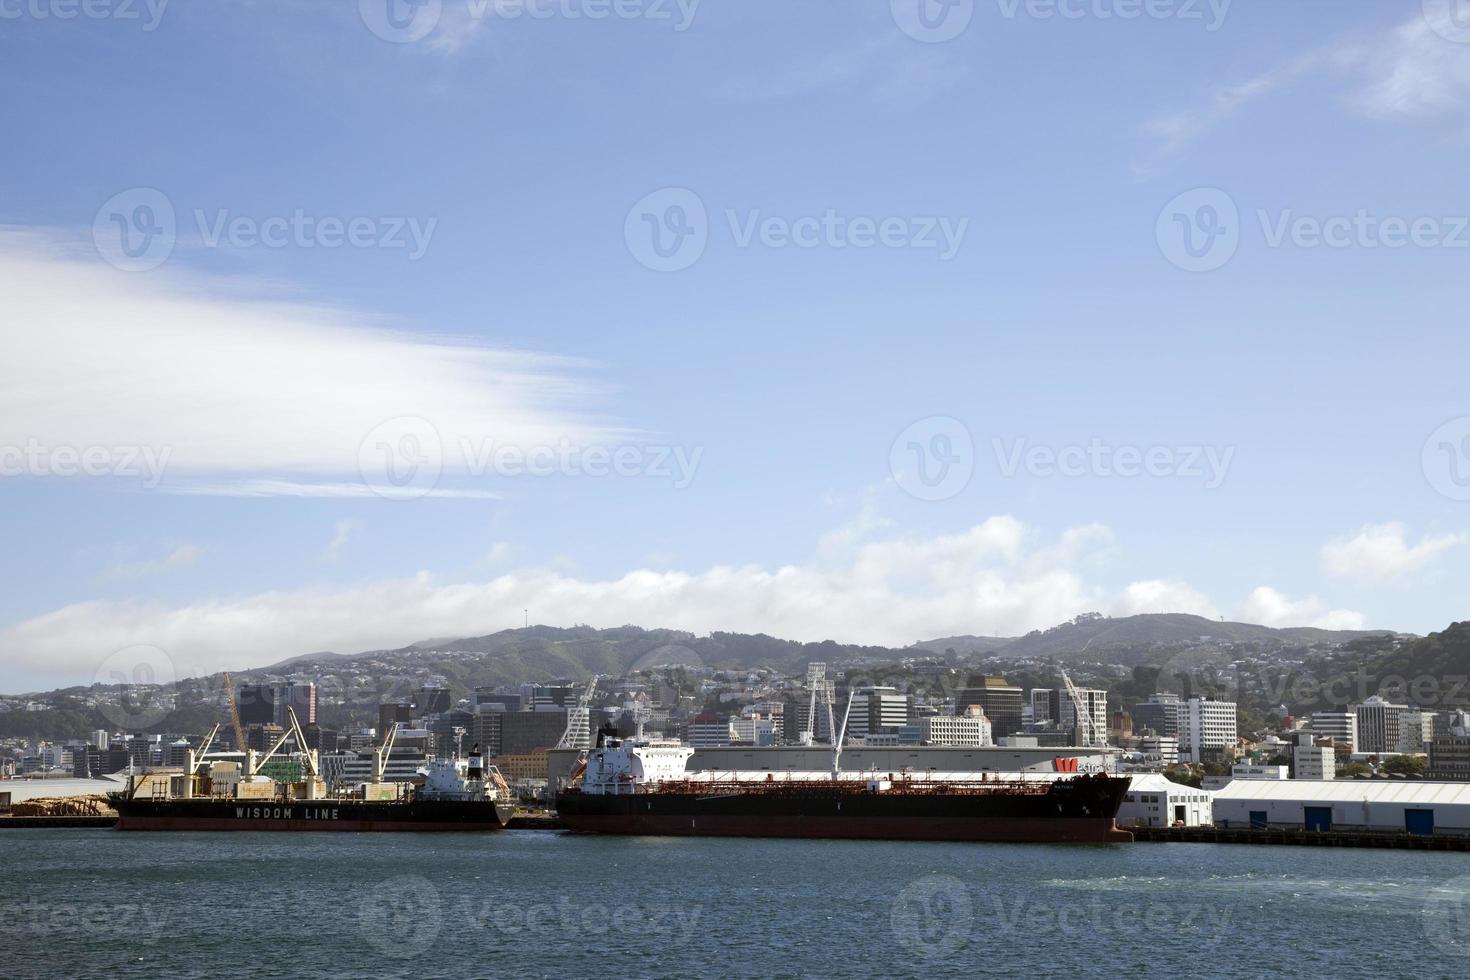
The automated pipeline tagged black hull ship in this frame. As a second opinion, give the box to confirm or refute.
[110,714,513,833]
[110,794,513,832]
[556,736,1132,844]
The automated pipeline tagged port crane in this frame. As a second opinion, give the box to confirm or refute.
[555,677,597,750]
[1059,667,1103,749]
[221,671,246,752]
[799,663,828,746]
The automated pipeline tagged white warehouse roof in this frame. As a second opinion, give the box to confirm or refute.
[1213,780,1470,805]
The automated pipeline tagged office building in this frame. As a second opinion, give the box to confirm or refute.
[1133,693,1182,739]
[1308,711,1357,752]
[955,678,1023,738]
[1178,696,1237,764]
[1354,695,1411,754]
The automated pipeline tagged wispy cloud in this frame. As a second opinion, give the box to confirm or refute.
[105,543,204,581]
[1136,10,1470,173]
[0,228,623,498]
[721,35,969,103]
[165,480,504,500]
[323,519,361,561]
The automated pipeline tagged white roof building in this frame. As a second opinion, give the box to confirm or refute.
[1213,779,1470,835]
[1118,773,1213,828]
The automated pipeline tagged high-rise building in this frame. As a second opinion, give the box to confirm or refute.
[280,682,317,726]
[688,714,732,748]
[921,707,992,747]
[236,684,278,726]
[1397,710,1434,754]
[1308,711,1357,752]
[379,702,412,734]
[1354,695,1411,754]
[531,685,576,711]
[1132,694,1181,739]
[1292,732,1335,780]
[838,687,912,742]
[474,688,522,712]
[1030,688,1108,745]
[499,709,569,755]
[1428,711,1470,780]
[413,686,451,717]
[1178,697,1237,763]
[955,678,1023,738]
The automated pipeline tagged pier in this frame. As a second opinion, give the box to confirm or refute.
[1133,825,1470,850]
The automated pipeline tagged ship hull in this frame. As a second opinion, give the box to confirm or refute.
[110,796,513,832]
[557,776,1132,844]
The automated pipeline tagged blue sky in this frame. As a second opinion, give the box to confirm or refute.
[3,0,1470,692]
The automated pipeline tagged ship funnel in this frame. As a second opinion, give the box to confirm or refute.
[467,742,483,780]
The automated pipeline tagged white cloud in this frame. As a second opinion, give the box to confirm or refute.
[1111,579,1219,619]
[484,541,514,566]
[323,520,361,562]
[1137,12,1470,170]
[1233,586,1366,632]
[1322,522,1464,582]
[0,229,620,496]
[4,518,1127,684]
[105,543,204,581]
[1346,9,1470,118]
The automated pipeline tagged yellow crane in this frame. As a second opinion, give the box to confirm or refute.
[222,671,247,752]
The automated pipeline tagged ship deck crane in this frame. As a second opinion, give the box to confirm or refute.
[374,722,400,783]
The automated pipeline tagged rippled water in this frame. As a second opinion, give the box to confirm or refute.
[6,830,1470,978]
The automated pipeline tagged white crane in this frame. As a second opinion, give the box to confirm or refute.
[800,663,827,745]
[556,677,597,750]
[1059,668,1103,748]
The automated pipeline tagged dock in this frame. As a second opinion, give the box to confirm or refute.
[1133,825,1470,850]
[0,815,118,829]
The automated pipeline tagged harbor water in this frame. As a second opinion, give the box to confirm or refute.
[6,829,1470,978]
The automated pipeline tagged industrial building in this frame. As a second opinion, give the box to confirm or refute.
[1213,780,1470,835]
[1117,773,1212,828]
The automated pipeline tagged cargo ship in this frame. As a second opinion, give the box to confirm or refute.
[110,714,514,832]
[557,731,1132,844]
